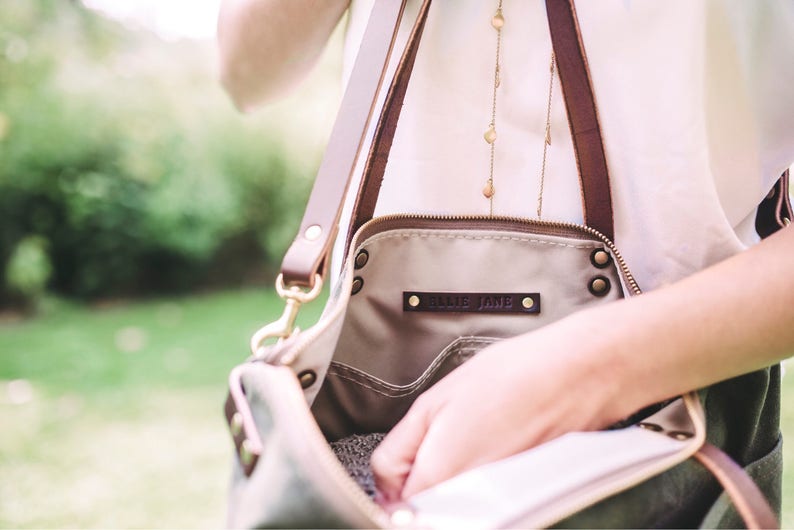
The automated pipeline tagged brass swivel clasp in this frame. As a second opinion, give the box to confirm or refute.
[249,273,323,359]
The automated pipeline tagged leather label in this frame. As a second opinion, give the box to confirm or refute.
[403,292,541,314]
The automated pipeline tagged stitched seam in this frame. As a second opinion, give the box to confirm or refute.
[328,337,497,395]
[327,372,422,398]
[362,231,600,249]
[329,342,488,393]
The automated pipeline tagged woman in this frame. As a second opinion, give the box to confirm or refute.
[218,0,794,524]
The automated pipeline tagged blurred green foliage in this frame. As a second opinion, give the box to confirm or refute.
[0,0,323,306]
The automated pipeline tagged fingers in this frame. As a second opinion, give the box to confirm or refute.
[371,399,431,502]
[399,408,473,499]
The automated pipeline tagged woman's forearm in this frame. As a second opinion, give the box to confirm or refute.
[217,0,349,111]
[583,224,794,421]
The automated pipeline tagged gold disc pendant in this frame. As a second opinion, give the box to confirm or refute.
[482,181,495,199]
[491,9,504,29]
[484,126,497,144]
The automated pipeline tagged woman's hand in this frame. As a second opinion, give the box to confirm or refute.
[370,315,630,501]
[371,226,794,502]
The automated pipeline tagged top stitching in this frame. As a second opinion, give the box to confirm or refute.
[361,231,600,249]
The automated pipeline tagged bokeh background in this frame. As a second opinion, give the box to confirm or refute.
[0,1,792,527]
[0,0,337,526]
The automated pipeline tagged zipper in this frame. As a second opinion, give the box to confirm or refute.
[356,213,642,296]
[266,212,645,526]
[280,213,641,366]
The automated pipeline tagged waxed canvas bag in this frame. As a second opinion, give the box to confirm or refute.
[223,1,788,527]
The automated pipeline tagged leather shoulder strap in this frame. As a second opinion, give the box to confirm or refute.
[281,0,790,287]
[282,0,616,286]
[544,0,613,240]
[694,442,779,529]
[347,0,616,247]
[280,0,409,287]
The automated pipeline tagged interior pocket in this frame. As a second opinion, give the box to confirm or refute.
[312,336,497,440]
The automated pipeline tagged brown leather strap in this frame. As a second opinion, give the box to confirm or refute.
[347,0,616,247]
[279,0,408,287]
[345,0,433,252]
[694,442,779,529]
[756,170,792,239]
[544,0,613,240]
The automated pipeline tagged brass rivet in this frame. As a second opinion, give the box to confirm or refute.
[354,249,369,269]
[588,276,610,297]
[784,217,791,226]
[230,412,243,437]
[240,439,255,466]
[668,430,694,441]
[298,370,317,389]
[351,277,364,295]
[408,295,420,307]
[638,422,663,432]
[391,508,415,527]
[522,297,534,309]
[591,249,611,268]
[304,224,322,241]
[766,188,776,200]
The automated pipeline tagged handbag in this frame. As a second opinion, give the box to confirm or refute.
[223,1,789,527]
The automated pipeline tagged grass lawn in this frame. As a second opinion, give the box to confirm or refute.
[0,288,792,527]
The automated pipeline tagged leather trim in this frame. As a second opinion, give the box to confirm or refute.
[756,170,792,239]
[694,442,779,529]
[225,365,264,477]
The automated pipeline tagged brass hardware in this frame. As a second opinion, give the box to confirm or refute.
[408,295,420,307]
[637,422,663,432]
[304,224,322,241]
[354,249,369,269]
[590,249,611,268]
[784,217,791,226]
[249,273,324,358]
[351,277,364,295]
[588,276,610,297]
[298,370,317,389]
[668,430,694,441]
[767,188,776,200]
[240,439,255,466]
[522,296,535,309]
[230,412,243,437]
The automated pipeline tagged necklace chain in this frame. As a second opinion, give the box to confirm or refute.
[537,51,555,219]
[483,0,504,216]
[483,2,555,219]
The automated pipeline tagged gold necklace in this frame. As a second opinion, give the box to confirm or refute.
[537,51,555,219]
[482,4,556,219]
[482,1,503,216]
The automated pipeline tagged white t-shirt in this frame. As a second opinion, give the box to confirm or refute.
[335,0,794,291]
